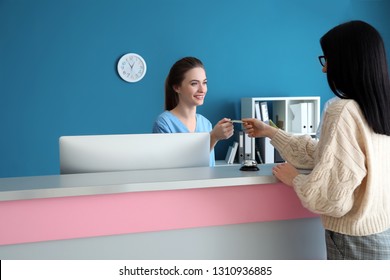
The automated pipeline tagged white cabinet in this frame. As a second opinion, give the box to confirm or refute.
[241,96,320,163]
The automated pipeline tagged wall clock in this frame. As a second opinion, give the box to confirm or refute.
[117,53,147,83]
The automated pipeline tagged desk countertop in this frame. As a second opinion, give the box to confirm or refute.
[0,164,278,201]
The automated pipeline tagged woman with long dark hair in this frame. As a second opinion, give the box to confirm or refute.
[243,20,390,259]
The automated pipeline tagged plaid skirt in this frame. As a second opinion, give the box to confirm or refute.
[325,228,390,260]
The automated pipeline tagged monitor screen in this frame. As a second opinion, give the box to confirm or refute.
[59,133,210,174]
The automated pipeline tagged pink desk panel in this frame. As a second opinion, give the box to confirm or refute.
[0,182,317,245]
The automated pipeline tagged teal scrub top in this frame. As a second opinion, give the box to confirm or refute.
[152,111,215,166]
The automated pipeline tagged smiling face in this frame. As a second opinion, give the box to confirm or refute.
[173,67,207,108]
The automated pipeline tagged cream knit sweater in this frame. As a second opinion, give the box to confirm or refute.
[271,99,390,236]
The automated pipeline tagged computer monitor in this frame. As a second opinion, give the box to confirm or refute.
[59,133,210,174]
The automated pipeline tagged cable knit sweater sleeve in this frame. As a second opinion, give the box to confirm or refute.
[271,100,367,217]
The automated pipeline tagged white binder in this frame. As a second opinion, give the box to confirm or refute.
[228,141,239,164]
[290,102,308,133]
[264,138,274,163]
[244,132,252,160]
[260,102,269,124]
[255,102,262,120]
[307,102,315,133]
[225,145,233,163]
[238,131,244,163]
[258,137,274,164]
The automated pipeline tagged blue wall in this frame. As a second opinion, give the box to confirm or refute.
[1,0,389,178]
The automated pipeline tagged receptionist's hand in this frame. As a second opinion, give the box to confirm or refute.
[242,118,278,139]
[211,118,234,141]
[272,162,299,187]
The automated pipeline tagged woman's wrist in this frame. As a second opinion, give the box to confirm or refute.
[209,131,219,150]
[265,125,278,139]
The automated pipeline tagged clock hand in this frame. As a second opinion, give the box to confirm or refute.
[126,59,135,70]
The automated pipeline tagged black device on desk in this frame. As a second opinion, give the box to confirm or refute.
[240,160,259,171]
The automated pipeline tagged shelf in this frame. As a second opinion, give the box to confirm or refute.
[241,96,320,163]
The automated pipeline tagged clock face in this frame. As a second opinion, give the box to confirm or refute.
[117,53,147,83]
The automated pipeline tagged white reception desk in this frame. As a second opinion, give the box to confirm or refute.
[0,164,326,259]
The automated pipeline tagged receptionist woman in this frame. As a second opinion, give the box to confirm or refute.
[153,57,234,166]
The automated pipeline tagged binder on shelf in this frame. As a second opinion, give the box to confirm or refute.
[225,146,233,163]
[225,142,238,164]
[255,102,262,120]
[262,137,274,163]
[307,102,315,133]
[255,145,264,164]
[257,137,282,164]
[244,132,253,160]
[228,141,239,164]
[260,102,270,124]
[290,102,308,133]
[237,131,245,164]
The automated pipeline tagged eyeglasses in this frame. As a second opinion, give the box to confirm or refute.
[318,55,326,67]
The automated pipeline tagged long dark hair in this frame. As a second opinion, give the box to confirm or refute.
[320,20,390,135]
[164,57,204,110]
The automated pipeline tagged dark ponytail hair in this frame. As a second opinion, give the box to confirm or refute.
[164,57,204,110]
[320,20,390,135]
